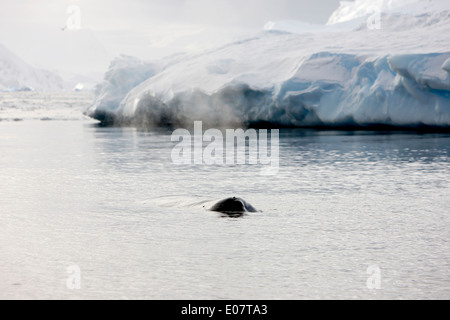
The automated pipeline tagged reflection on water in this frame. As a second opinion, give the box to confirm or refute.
[0,121,449,299]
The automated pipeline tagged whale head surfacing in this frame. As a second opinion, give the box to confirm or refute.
[209,197,259,215]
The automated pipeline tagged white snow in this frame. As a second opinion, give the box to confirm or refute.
[87,0,450,128]
[327,0,450,25]
[0,43,65,92]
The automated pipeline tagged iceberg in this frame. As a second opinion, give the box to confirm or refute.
[73,82,97,92]
[87,55,160,124]
[86,0,450,129]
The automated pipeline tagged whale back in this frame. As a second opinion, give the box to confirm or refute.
[210,197,258,213]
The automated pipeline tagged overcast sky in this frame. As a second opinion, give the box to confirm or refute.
[0,0,341,78]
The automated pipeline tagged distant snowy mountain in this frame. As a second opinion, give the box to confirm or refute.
[87,0,450,129]
[0,43,64,91]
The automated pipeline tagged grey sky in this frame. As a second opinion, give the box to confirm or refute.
[83,0,342,27]
[0,0,342,77]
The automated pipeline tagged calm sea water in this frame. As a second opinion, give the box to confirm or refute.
[0,117,449,299]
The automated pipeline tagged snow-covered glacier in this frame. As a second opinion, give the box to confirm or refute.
[86,0,450,128]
